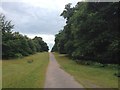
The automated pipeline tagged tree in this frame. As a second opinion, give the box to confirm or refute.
[52,2,119,64]
[33,36,49,52]
[1,14,49,59]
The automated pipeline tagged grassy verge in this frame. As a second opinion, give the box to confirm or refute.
[53,52,118,88]
[2,52,49,88]
[0,60,2,89]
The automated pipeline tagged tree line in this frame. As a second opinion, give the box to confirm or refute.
[0,14,49,59]
[52,2,119,64]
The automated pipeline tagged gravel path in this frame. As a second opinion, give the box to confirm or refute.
[44,53,84,88]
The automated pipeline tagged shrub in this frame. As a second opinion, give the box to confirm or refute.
[14,53,23,58]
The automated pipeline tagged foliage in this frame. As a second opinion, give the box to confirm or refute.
[52,2,119,64]
[0,14,49,59]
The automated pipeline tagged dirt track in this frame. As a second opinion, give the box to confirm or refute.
[44,53,84,88]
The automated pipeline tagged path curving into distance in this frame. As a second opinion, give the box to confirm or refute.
[44,53,84,88]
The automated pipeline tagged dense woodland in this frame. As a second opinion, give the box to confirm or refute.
[0,14,49,59]
[52,2,119,64]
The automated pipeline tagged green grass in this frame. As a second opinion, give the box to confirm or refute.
[0,60,2,89]
[53,52,119,88]
[2,52,49,88]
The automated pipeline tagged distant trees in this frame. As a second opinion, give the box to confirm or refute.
[33,36,49,52]
[0,14,49,59]
[52,2,119,64]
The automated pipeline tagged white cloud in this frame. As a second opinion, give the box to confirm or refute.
[1,0,83,50]
[26,34,55,44]
[1,2,66,34]
[1,0,82,11]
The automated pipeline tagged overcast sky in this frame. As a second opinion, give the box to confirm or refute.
[0,0,81,51]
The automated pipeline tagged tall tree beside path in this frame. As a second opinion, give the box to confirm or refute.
[0,14,49,59]
[52,2,119,64]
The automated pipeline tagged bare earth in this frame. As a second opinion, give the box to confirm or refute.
[44,53,84,88]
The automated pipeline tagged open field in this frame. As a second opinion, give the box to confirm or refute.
[53,52,119,88]
[2,52,49,88]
